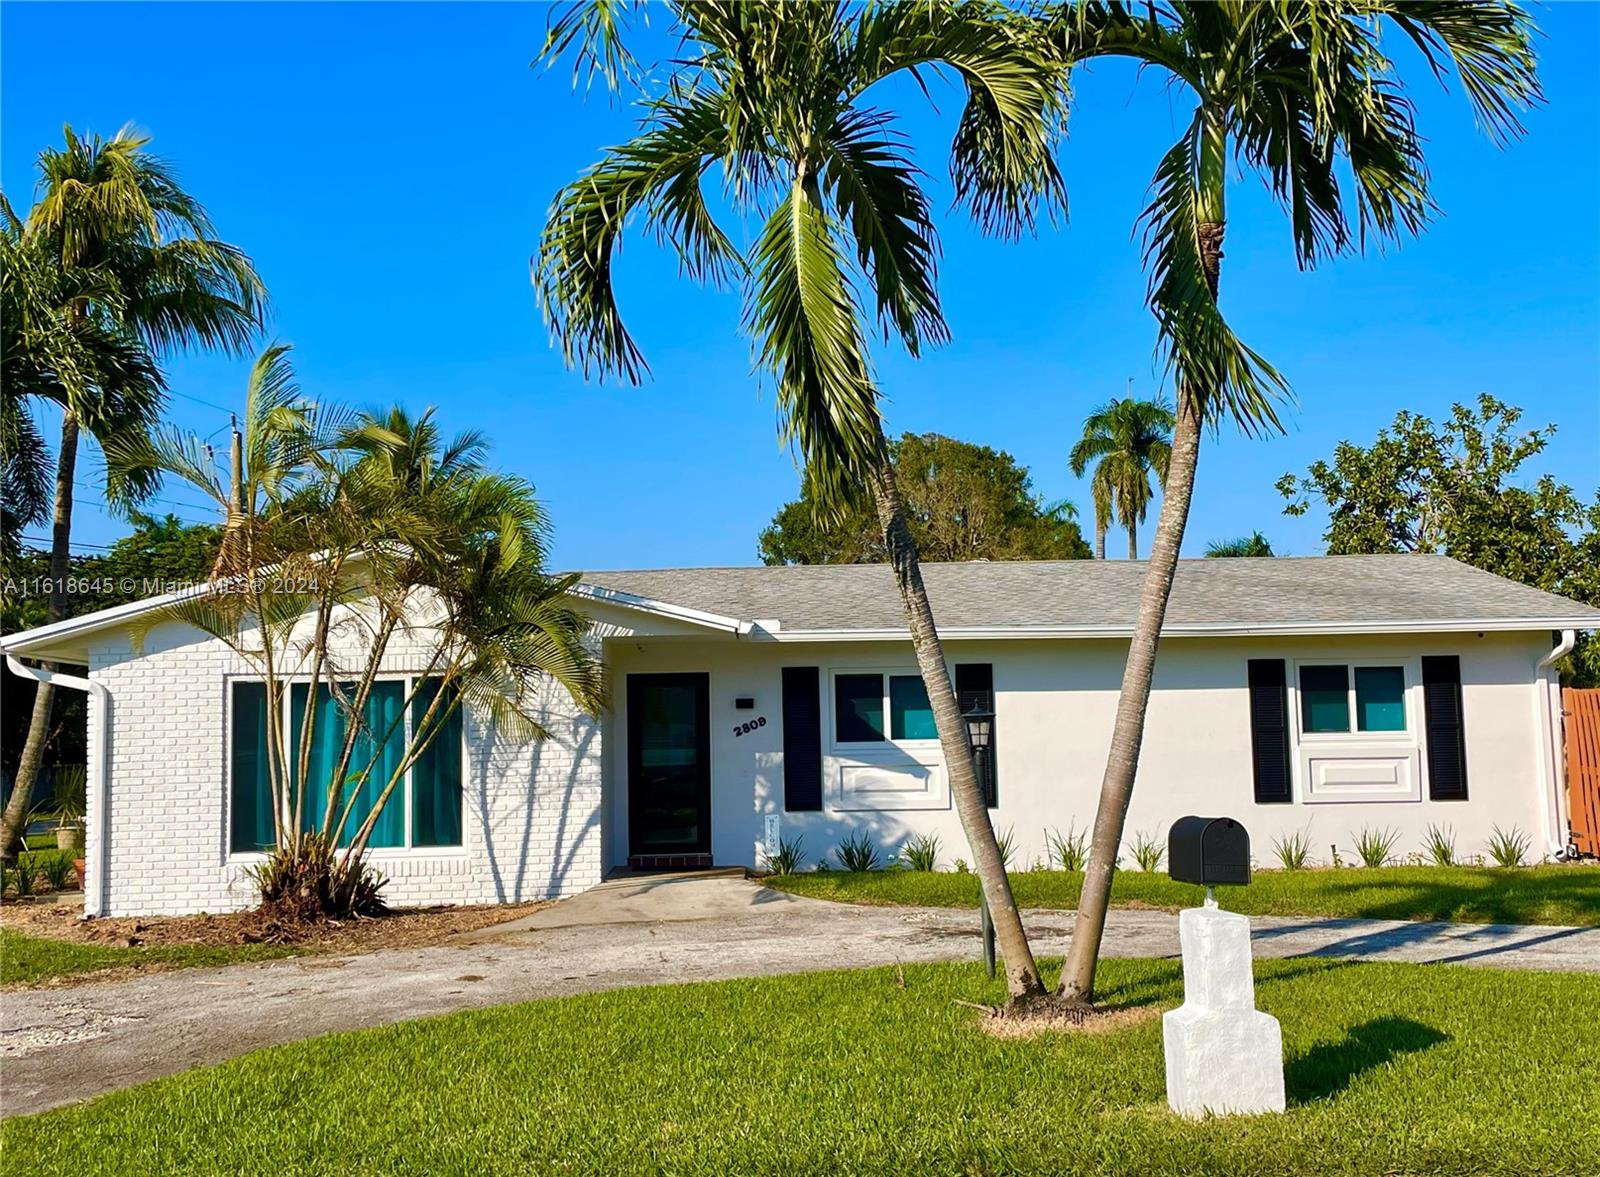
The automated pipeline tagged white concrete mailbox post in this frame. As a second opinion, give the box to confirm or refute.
[1163,817,1285,1118]
[1162,894,1286,1118]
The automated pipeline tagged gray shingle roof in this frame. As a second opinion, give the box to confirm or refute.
[581,554,1600,634]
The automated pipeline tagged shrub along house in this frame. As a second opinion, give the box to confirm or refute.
[2,554,1593,916]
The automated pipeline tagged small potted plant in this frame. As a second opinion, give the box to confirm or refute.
[48,766,87,853]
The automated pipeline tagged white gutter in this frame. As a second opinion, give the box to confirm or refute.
[1534,629,1577,859]
[744,617,1600,642]
[6,656,110,917]
[567,583,747,635]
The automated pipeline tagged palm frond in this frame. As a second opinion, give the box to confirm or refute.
[821,107,946,353]
[535,93,737,382]
[1138,121,1287,435]
[746,185,880,513]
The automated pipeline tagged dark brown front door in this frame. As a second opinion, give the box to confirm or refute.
[627,673,711,859]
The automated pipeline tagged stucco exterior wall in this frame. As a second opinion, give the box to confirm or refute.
[86,612,604,916]
[81,593,1561,916]
[607,630,1560,874]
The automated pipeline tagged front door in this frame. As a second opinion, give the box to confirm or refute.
[627,673,711,861]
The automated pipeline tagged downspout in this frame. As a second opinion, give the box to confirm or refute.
[5,656,110,916]
[1534,630,1576,860]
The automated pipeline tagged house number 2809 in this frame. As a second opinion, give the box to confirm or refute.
[733,716,767,737]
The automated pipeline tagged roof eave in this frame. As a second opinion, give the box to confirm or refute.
[748,618,1592,642]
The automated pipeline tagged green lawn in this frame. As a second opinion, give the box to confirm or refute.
[0,929,296,987]
[764,865,1600,927]
[6,958,1598,1175]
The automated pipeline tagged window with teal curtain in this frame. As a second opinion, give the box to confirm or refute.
[411,678,462,847]
[291,680,407,848]
[888,674,936,739]
[230,682,276,852]
[1299,665,1351,733]
[1355,666,1407,732]
[834,674,886,742]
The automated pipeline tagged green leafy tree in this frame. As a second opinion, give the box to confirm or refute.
[1279,394,1599,683]
[1068,395,1173,559]
[537,1,1066,1005]
[2,125,267,858]
[760,432,1089,564]
[1205,531,1273,558]
[1047,1,1539,1006]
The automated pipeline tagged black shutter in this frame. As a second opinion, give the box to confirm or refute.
[1247,659,1293,804]
[955,663,998,807]
[781,667,823,812]
[1422,655,1468,800]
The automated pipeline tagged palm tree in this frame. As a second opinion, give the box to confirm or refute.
[1068,395,1173,558]
[1206,532,1273,558]
[1,224,159,557]
[120,352,605,914]
[0,126,267,857]
[537,0,1066,1006]
[1047,1,1540,1006]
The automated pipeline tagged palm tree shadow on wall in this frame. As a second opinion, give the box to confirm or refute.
[1286,1016,1448,1104]
[470,716,600,903]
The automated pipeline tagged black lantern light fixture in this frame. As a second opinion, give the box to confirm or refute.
[963,706,995,752]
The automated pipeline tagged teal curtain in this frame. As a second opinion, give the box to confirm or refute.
[889,675,936,740]
[292,680,406,848]
[411,678,463,847]
[1299,665,1351,733]
[835,674,886,742]
[230,681,276,852]
[1355,666,1407,732]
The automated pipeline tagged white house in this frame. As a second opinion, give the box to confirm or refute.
[3,554,1594,917]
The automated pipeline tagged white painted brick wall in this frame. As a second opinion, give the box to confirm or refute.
[87,616,603,916]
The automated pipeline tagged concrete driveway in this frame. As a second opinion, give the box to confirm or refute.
[5,872,1598,1118]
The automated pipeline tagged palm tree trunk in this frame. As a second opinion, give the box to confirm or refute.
[1094,522,1106,561]
[1127,520,1138,560]
[1056,396,1200,1003]
[1,412,80,858]
[865,438,1046,1005]
[1057,176,1226,1004]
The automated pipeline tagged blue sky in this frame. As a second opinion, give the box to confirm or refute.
[4,2,1596,569]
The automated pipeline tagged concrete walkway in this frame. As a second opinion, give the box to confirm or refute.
[5,873,1598,1118]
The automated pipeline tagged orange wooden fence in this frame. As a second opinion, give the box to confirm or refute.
[1565,688,1600,858]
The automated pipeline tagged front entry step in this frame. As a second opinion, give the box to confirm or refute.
[628,853,715,871]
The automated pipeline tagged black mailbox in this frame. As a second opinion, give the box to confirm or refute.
[1168,816,1251,886]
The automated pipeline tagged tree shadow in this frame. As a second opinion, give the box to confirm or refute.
[1287,1016,1448,1104]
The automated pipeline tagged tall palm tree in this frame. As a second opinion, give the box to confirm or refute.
[1,222,160,556]
[537,0,1066,1005]
[0,126,266,856]
[1047,1,1540,1006]
[1068,395,1173,558]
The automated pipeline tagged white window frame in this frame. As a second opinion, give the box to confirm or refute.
[1291,658,1417,744]
[827,667,942,755]
[225,672,468,861]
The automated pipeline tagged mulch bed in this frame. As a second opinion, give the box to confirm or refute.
[1,898,551,954]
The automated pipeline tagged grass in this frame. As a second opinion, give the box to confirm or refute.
[4,958,1597,1175]
[0,929,295,987]
[765,866,1600,927]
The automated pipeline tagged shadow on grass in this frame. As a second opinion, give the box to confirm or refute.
[1316,870,1600,927]
[1286,1016,1448,1104]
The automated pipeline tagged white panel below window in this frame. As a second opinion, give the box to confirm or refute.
[833,761,948,811]
[1300,747,1420,803]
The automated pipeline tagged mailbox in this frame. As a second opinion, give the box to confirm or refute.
[1168,816,1251,887]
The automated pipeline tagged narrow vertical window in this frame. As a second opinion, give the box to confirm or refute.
[230,681,275,852]
[411,678,463,847]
